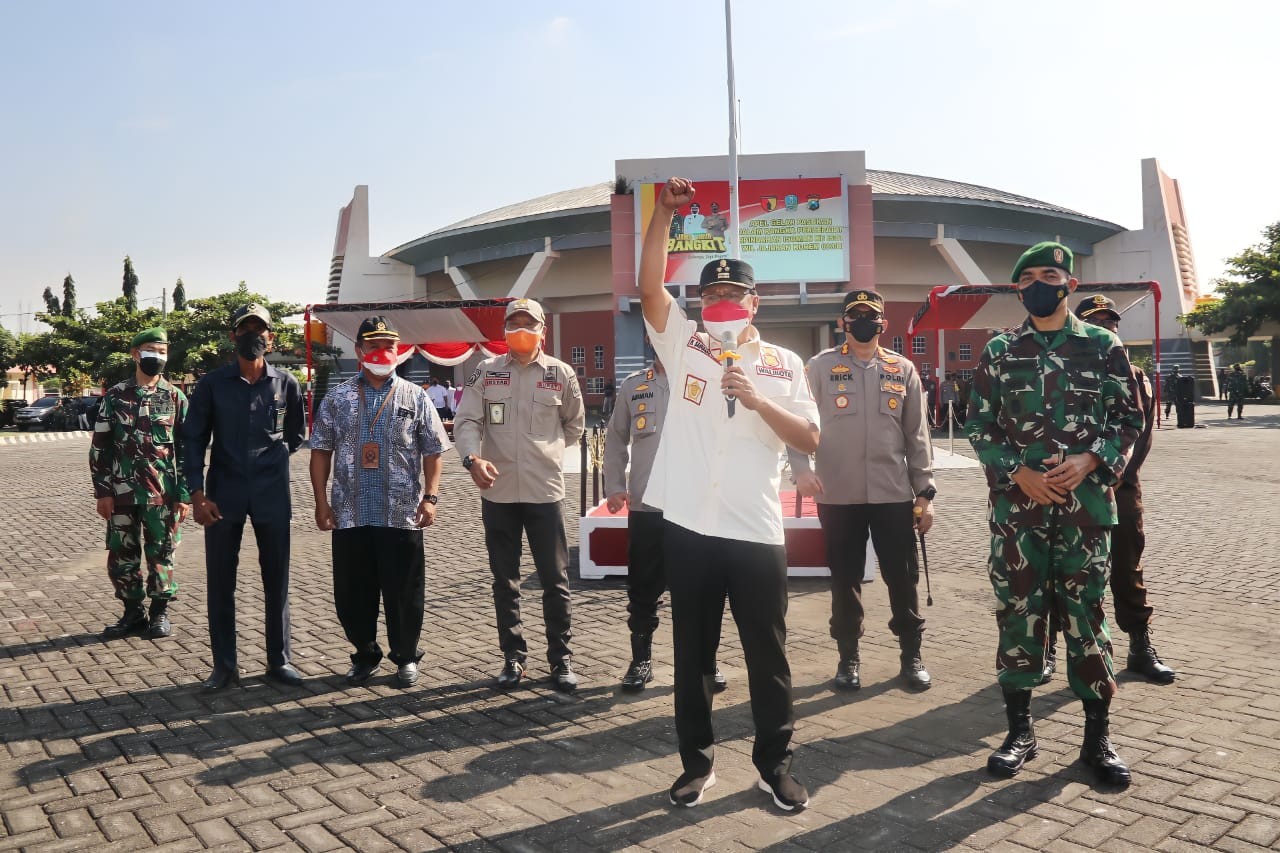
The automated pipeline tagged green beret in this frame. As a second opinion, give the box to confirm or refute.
[1011,241,1073,283]
[131,327,168,348]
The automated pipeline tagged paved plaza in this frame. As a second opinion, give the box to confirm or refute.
[2,405,1279,851]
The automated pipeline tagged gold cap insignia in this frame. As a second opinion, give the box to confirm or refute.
[376,321,386,331]
[716,259,731,280]
[1094,296,1108,305]
[856,292,868,301]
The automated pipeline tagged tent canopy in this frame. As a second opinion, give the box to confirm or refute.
[907,282,1161,335]
[309,298,514,365]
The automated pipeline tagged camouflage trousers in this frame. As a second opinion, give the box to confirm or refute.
[106,504,180,602]
[988,521,1116,700]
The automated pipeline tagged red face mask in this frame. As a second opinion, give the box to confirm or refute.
[361,347,397,376]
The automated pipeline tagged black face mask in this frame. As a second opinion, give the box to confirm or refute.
[138,353,166,377]
[1019,279,1068,318]
[844,315,882,343]
[235,331,268,360]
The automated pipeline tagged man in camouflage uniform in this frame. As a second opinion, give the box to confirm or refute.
[966,242,1143,786]
[90,327,191,640]
[1225,364,1249,420]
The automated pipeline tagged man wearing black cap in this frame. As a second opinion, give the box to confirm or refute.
[1055,295,1175,685]
[789,290,936,694]
[183,303,306,691]
[638,177,819,812]
[309,317,448,688]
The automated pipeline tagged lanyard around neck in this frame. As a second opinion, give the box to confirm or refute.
[358,380,395,440]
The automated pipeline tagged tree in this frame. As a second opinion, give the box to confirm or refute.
[1184,222,1280,344]
[122,255,139,313]
[42,286,61,315]
[173,277,187,312]
[1184,221,1280,389]
[0,323,16,375]
[62,274,77,316]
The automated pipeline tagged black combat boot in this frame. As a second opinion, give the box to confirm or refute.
[899,633,932,691]
[103,601,148,639]
[147,598,172,639]
[1126,628,1175,684]
[1041,626,1057,684]
[833,639,860,691]
[621,633,654,692]
[987,688,1037,777]
[1080,698,1131,786]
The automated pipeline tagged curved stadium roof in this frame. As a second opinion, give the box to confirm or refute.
[387,170,1124,269]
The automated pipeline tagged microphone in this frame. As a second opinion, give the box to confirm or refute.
[719,330,737,418]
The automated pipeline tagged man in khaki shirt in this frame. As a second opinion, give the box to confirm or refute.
[454,298,586,691]
[790,290,936,693]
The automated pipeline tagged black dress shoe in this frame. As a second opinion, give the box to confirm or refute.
[346,660,380,686]
[396,662,419,688]
[266,664,303,687]
[711,665,728,694]
[201,668,240,692]
[496,658,525,689]
[551,659,578,693]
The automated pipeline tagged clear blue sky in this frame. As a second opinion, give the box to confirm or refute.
[3,0,1276,331]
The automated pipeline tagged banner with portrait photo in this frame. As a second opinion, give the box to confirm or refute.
[635,177,849,284]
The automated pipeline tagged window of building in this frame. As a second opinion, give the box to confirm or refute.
[958,369,974,381]
[912,336,926,355]
[575,366,585,377]
[959,343,972,361]
[594,345,605,370]
[921,362,932,378]
[586,376,605,395]
[891,335,903,353]
[571,346,585,365]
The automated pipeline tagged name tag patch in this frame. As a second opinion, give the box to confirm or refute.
[536,381,562,392]
[485,371,511,387]
[755,365,794,380]
[687,335,712,358]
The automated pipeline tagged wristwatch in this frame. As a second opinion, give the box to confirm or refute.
[422,494,439,505]
[462,454,475,470]
[916,486,937,501]
[1006,461,1023,478]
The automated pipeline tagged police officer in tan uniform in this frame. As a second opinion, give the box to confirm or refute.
[790,290,936,693]
[604,354,727,693]
[454,298,586,692]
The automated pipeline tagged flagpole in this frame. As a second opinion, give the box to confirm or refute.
[725,0,741,260]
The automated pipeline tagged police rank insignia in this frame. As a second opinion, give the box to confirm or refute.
[835,395,849,409]
[635,416,647,430]
[645,369,654,381]
[637,402,646,412]
[683,374,707,406]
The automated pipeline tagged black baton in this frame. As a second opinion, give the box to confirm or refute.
[917,530,933,607]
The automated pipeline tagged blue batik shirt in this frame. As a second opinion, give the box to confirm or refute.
[310,374,450,529]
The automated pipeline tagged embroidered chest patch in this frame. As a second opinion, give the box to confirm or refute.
[683,374,707,406]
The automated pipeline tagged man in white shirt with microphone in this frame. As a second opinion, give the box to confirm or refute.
[638,177,820,812]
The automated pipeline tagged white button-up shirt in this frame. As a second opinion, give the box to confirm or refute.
[642,299,819,545]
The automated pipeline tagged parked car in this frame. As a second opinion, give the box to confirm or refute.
[0,400,29,429]
[14,396,65,431]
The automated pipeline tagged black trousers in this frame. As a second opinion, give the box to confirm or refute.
[204,516,291,671]
[817,501,925,648]
[1227,397,1245,418]
[665,521,794,778]
[626,510,666,636]
[1110,483,1152,633]
[332,526,425,666]
[481,499,572,664]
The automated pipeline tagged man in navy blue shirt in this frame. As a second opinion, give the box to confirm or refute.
[183,303,305,691]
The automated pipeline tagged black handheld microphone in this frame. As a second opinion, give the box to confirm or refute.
[720,330,737,418]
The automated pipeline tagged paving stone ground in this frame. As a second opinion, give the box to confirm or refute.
[1,404,1278,851]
